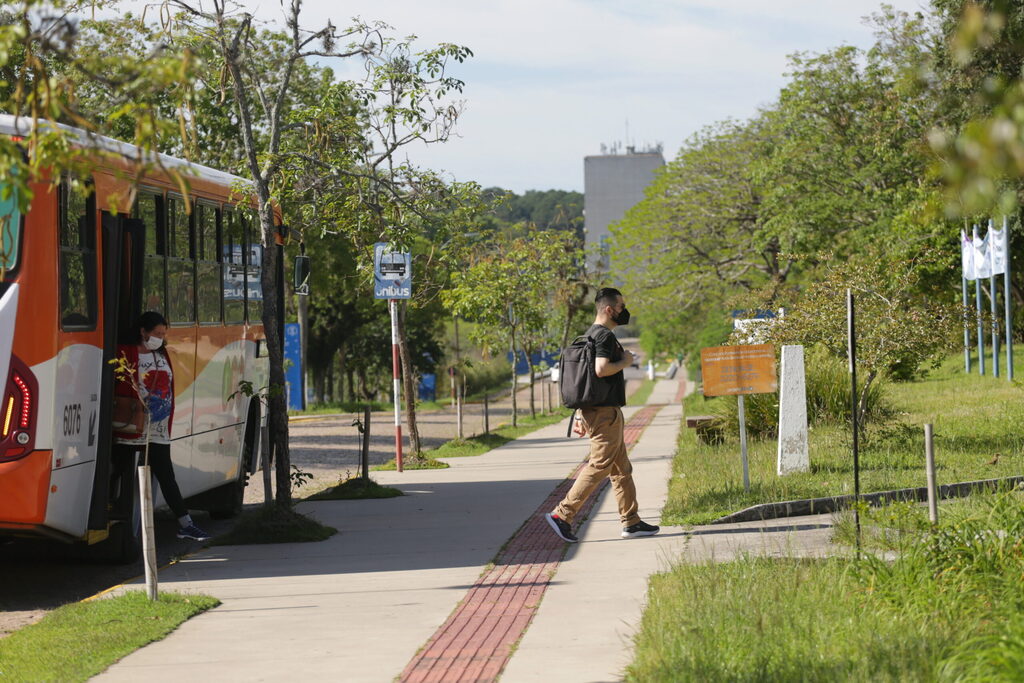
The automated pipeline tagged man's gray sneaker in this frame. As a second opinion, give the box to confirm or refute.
[545,513,578,543]
[621,520,660,538]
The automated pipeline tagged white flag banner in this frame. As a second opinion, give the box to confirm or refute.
[989,226,1007,276]
[962,229,975,281]
[974,227,992,279]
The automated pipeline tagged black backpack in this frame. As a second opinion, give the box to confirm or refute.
[559,335,610,409]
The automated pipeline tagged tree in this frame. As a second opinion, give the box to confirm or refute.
[0,1,199,278]
[158,0,381,506]
[443,232,557,427]
[745,251,964,429]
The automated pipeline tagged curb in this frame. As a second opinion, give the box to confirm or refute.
[711,475,1024,524]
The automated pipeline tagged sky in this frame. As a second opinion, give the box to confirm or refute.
[122,0,931,193]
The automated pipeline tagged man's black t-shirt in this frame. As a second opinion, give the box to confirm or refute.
[587,323,626,407]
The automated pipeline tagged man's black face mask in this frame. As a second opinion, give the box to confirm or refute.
[612,306,631,326]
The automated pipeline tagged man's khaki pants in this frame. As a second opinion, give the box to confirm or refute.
[553,405,640,527]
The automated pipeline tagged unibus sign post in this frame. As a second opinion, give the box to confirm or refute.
[374,243,412,472]
[700,344,778,492]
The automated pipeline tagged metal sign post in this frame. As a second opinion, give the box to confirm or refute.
[374,243,412,471]
[847,289,861,555]
[389,299,403,472]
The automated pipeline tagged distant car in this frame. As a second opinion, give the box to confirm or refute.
[550,362,560,383]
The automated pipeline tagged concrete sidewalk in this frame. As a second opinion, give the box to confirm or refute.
[95,380,835,682]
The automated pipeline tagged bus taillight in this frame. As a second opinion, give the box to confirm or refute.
[0,355,36,461]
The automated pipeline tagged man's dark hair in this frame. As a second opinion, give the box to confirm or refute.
[595,287,622,310]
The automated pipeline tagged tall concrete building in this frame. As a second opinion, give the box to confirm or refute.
[583,144,665,269]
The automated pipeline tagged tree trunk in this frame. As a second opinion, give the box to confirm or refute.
[397,301,423,456]
[857,369,877,435]
[325,359,334,404]
[257,205,291,508]
[510,328,518,427]
[313,362,325,404]
[528,353,536,419]
[336,344,347,403]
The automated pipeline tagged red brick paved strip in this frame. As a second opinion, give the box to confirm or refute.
[674,373,688,403]
[399,404,665,683]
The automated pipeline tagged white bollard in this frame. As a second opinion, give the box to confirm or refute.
[777,345,810,475]
[138,464,158,600]
[647,360,655,380]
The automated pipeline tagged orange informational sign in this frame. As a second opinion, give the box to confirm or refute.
[701,344,777,396]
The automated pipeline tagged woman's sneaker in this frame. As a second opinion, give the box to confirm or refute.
[544,513,578,543]
[621,521,660,538]
[177,523,212,541]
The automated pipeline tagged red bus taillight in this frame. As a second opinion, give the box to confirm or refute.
[0,355,37,461]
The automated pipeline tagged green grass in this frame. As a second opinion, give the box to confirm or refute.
[666,349,1024,524]
[629,492,1024,681]
[373,409,573,470]
[372,456,450,471]
[626,379,656,406]
[212,503,337,545]
[305,477,403,500]
[0,591,218,681]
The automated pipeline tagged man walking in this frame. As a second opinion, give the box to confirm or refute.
[545,287,660,543]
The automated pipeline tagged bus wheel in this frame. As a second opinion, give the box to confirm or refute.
[206,471,247,519]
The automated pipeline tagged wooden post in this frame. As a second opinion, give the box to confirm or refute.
[138,463,158,600]
[925,423,938,526]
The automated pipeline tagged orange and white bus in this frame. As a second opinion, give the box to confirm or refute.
[0,115,270,560]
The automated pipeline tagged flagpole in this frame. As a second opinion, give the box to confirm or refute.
[991,219,1000,378]
[963,227,971,374]
[974,224,985,376]
[1006,217,1014,381]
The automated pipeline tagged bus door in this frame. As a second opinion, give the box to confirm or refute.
[86,211,143,532]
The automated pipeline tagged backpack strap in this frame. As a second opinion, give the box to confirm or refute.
[565,408,576,438]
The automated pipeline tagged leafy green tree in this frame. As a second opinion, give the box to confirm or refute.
[443,232,558,426]
[744,251,964,429]
[0,0,200,277]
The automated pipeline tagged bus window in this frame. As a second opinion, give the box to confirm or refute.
[243,215,262,323]
[196,203,221,324]
[221,208,245,324]
[58,179,96,329]
[0,180,21,276]
[166,196,195,323]
[135,191,165,314]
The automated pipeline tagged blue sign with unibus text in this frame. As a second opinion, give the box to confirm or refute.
[373,243,412,299]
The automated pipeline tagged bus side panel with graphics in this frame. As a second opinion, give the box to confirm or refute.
[0,115,272,553]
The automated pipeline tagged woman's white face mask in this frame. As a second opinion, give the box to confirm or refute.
[144,335,164,351]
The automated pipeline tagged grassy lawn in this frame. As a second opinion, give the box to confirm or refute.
[0,591,218,681]
[629,491,1024,681]
[666,350,1024,524]
[372,409,573,470]
[626,378,655,406]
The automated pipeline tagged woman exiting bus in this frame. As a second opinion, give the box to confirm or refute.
[113,311,211,542]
